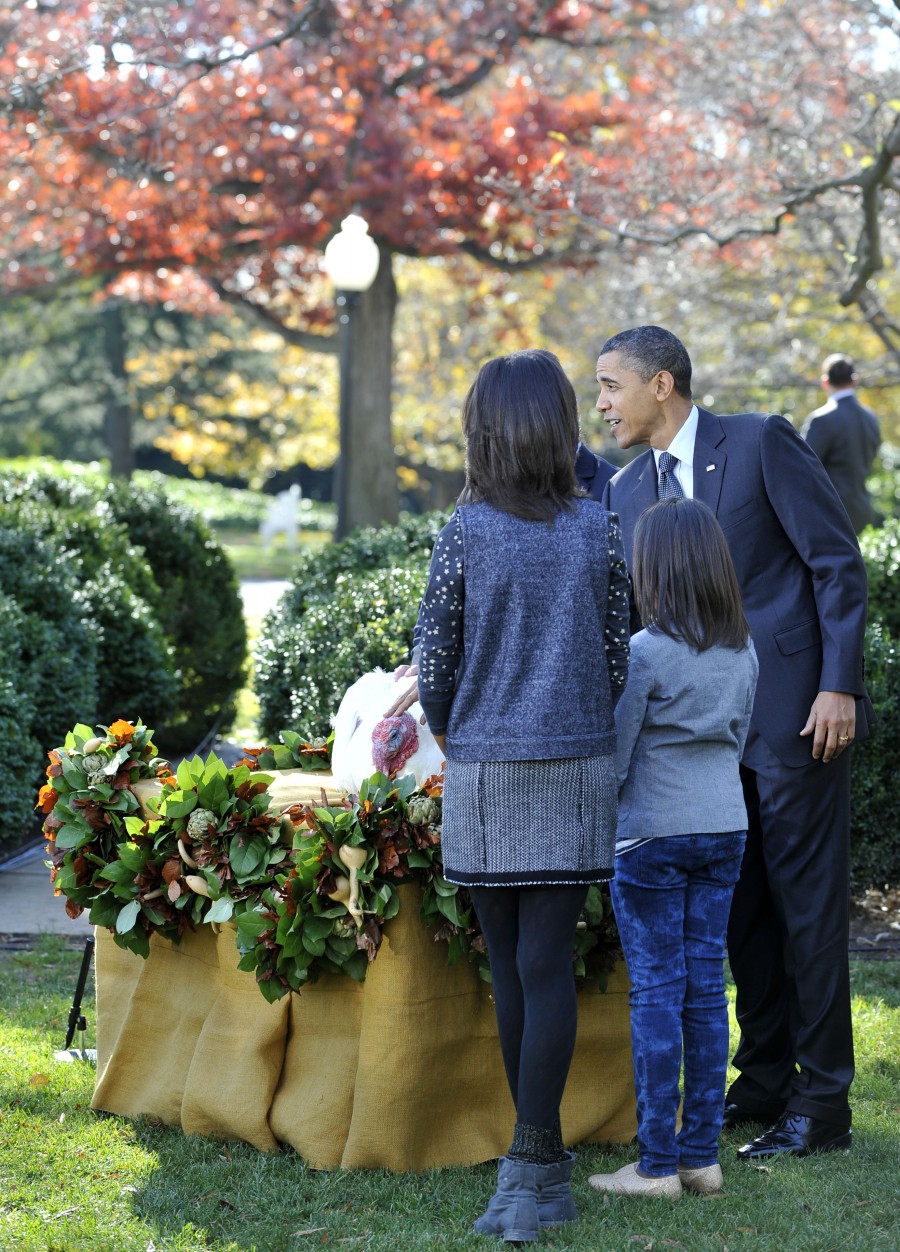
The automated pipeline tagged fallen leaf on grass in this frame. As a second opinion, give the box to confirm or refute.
[29,1073,50,1087]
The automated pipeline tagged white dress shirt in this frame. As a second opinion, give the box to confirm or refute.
[652,404,699,498]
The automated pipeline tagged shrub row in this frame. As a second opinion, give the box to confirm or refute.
[255,512,900,890]
[0,470,247,856]
[254,513,444,740]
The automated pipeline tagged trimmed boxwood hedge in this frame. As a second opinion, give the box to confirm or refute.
[254,513,445,740]
[0,477,176,733]
[103,479,247,753]
[0,470,248,854]
[0,599,47,855]
[860,518,900,641]
[851,622,900,890]
[0,528,99,855]
[0,470,246,756]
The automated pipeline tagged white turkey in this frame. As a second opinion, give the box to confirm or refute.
[330,669,444,793]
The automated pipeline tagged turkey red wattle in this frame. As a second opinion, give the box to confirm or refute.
[370,713,419,776]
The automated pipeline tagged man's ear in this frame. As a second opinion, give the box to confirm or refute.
[654,370,675,401]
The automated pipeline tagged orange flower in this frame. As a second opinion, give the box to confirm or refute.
[36,783,59,814]
[108,718,136,743]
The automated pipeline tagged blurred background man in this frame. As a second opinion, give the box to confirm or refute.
[802,355,882,535]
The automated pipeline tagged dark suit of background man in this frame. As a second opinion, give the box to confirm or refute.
[599,325,871,1163]
[801,353,882,535]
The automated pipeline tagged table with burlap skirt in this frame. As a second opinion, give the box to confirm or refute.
[91,771,636,1170]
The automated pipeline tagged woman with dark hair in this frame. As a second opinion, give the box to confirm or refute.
[416,348,630,1243]
[589,497,758,1200]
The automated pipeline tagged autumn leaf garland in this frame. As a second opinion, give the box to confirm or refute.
[39,722,622,997]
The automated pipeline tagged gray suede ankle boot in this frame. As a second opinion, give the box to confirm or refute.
[536,1151,578,1226]
[473,1156,541,1243]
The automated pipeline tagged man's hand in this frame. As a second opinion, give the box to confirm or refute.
[385,664,424,722]
[433,732,446,755]
[800,691,856,762]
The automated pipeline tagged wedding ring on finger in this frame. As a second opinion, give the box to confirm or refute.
[838,734,850,743]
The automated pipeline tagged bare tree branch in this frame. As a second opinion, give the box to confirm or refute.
[207,279,337,353]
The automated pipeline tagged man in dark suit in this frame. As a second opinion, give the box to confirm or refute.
[802,354,881,534]
[598,325,870,1162]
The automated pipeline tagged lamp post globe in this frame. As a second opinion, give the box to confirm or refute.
[323,214,380,292]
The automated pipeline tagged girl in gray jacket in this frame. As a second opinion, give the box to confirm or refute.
[589,497,758,1200]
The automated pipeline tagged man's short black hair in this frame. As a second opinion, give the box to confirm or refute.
[823,354,856,387]
[599,325,693,399]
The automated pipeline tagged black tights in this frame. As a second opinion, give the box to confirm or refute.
[469,884,589,1132]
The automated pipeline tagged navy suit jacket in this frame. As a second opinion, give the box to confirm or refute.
[575,441,617,501]
[802,394,881,534]
[603,409,871,769]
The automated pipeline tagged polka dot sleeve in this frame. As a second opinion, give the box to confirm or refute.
[415,511,465,735]
[605,517,631,700]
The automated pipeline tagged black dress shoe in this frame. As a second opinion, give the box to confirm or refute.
[736,1112,852,1161]
[722,1103,779,1131]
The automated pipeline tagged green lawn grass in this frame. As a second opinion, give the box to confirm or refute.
[215,529,330,582]
[0,940,897,1252]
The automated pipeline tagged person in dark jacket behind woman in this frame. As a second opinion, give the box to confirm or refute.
[415,348,630,1244]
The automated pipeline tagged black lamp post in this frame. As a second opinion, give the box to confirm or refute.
[323,214,380,538]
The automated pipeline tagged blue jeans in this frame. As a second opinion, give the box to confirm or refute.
[611,833,746,1177]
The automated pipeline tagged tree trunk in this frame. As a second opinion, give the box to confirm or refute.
[101,298,133,480]
[335,244,399,538]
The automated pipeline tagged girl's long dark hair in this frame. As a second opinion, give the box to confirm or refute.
[632,497,751,651]
[461,349,581,522]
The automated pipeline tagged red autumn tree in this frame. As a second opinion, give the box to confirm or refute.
[2,1,897,532]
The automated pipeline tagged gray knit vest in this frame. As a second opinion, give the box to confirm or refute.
[446,500,616,761]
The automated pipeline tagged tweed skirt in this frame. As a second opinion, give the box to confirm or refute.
[440,755,617,887]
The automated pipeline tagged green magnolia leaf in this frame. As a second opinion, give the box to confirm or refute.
[198,773,231,812]
[176,756,205,789]
[161,792,198,819]
[437,892,465,927]
[342,951,369,981]
[117,842,148,872]
[99,858,138,884]
[105,745,133,774]
[301,931,327,957]
[255,975,289,1003]
[381,891,401,921]
[115,928,150,959]
[115,899,141,934]
[52,823,87,851]
[235,910,272,950]
[206,896,234,924]
[229,833,268,879]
